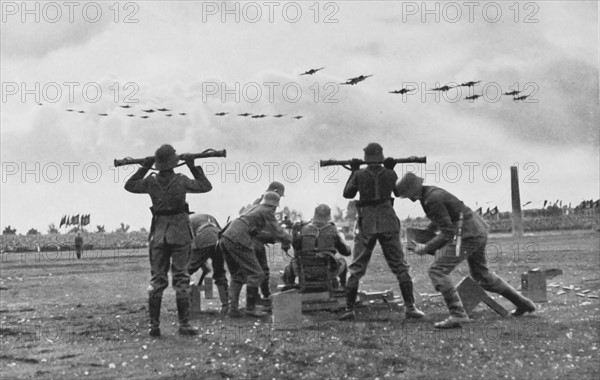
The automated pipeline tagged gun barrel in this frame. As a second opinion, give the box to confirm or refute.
[113,149,227,167]
[114,157,151,167]
[319,156,426,167]
[188,149,227,159]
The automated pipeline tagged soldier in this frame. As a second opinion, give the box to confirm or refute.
[282,204,350,289]
[125,144,212,337]
[340,143,424,321]
[396,172,536,328]
[189,214,229,315]
[74,232,83,260]
[250,182,286,307]
[220,191,292,318]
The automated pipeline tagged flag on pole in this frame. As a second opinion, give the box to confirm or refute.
[81,214,91,226]
[71,215,80,225]
[59,215,66,228]
[475,207,482,216]
[490,206,499,215]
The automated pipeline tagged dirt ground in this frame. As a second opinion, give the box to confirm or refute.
[1,230,599,379]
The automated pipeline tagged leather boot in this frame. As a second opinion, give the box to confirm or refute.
[339,287,358,321]
[245,287,268,317]
[217,284,229,315]
[177,297,199,335]
[227,281,244,318]
[500,287,536,316]
[260,277,271,299]
[148,296,162,337]
[435,289,470,329]
[339,267,347,289]
[399,281,425,319]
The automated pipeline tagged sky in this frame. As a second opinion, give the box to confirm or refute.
[1,1,599,234]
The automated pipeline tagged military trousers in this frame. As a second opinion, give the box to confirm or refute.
[189,245,227,287]
[428,235,513,294]
[220,237,265,288]
[347,230,412,289]
[148,240,191,300]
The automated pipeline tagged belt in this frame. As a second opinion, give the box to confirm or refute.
[356,198,394,207]
[150,204,189,216]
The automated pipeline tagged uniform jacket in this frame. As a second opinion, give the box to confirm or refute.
[125,165,212,245]
[294,221,351,257]
[420,185,488,253]
[222,204,291,248]
[190,214,221,249]
[343,165,400,234]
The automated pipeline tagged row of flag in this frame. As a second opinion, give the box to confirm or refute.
[475,206,499,217]
[59,214,91,228]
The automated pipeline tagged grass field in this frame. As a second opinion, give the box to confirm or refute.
[1,230,599,379]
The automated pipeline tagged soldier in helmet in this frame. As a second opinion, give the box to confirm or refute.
[188,214,229,315]
[250,182,286,307]
[220,191,292,318]
[125,144,212,337]
[340,143,425,321]
[396,173,536,328]
[282,204,350,289]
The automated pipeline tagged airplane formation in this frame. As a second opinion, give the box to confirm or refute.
[39,68,532,122]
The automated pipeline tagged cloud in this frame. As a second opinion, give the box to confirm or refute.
[1,4,111,58]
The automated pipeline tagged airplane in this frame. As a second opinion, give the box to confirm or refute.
[300,67,325,75]
[389,88,415,94]
[157,108,170,112]
[140,115,150,119]
[465,94,482,100]
[66,109,74,112]
[165,114,173,117]
[513,95,529,101]
[340,75,373,85]
[127,114,135,117]
[238,113,252,117]
[98,113,108,116]
[37,102,43,106]
[293,115,303,120]
[142,109,155,113]
[215,112,229,116]
[78,111,85,113]
[273,114,285,118]
[430,85,454,92]
[504,90,522,96]
[179,113,187,116]
[251,114,267,118]
[459,81,481,87]
[119,105,132,109]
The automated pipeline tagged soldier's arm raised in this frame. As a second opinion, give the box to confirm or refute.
[185,163,213,193]
[124,164,151,193]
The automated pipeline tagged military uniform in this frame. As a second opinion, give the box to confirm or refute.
[189,214,229,314]
[125,144,212,336]
[341,143,424,320]
[249,182,285,300]
[220,192,291,317]
[396,173,536,328]
[283,205,350,288]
